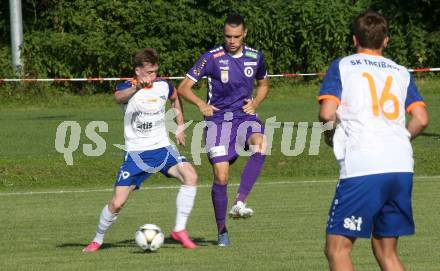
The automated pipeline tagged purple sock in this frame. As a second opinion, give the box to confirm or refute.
[211,183,228,233]
[236,152,265,203]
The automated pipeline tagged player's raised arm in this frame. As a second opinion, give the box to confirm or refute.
[177,77,219,117]
[114,83,140,104]
[115,54,159,104]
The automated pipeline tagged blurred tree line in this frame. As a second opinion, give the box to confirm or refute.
[0,0,439,92]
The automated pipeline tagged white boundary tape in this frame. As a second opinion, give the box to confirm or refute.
[1,68,440,82]
[0,175,438,197]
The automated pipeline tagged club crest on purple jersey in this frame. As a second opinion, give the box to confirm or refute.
[244,67,254,77]
[221,70,229,83]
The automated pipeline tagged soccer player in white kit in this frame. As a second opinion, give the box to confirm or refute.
[318,11,429,271]
[83,48,198,252]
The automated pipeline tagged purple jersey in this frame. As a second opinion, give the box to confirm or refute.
[186,45,267,120]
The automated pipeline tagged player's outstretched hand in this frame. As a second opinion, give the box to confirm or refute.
[198,103,219,117]
[243,99,257,115]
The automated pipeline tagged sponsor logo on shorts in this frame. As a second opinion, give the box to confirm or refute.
[343,216,363,231]
[209,146,227,158]
[120,171,130,180]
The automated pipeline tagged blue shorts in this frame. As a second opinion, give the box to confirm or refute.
[326,172,414,238]
[114,146,186,189]
[204,114,264,164]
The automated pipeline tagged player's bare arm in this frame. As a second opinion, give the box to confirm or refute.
[242,78,269,115]
[319,99,338,147]
[178,77,219,117]
[170,90,186,146]
[115,68,156,104]
[407,105,429,140]
[114,85,138,104]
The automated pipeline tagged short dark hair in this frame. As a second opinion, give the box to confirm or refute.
[224,14,246,29]
[352,10,388,49]
[133,48,159,70]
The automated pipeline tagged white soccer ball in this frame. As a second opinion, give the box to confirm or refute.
[135,224,165,252]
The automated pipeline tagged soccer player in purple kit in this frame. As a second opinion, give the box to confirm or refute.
[178,14,269,246]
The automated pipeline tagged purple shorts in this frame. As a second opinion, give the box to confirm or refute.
[204,114,264,164]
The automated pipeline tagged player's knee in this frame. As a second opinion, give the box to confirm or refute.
[109,199,126,213]
[183,168,198,186]
[324,246,345,261]
[324,241,351,261]
[372,245,397,263]
[249,134,267,154]
[214,171,229,185]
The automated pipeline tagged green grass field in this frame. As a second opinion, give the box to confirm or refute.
[1,77,439,270]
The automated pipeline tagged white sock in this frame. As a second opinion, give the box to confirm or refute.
[174,185,197,232]
[92,204,118,244]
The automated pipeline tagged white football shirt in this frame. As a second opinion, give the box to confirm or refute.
[319,53,425,179]
[116,79,176,151]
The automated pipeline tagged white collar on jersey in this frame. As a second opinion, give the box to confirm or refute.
[227,45,244,58]
[230,52,243,58]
